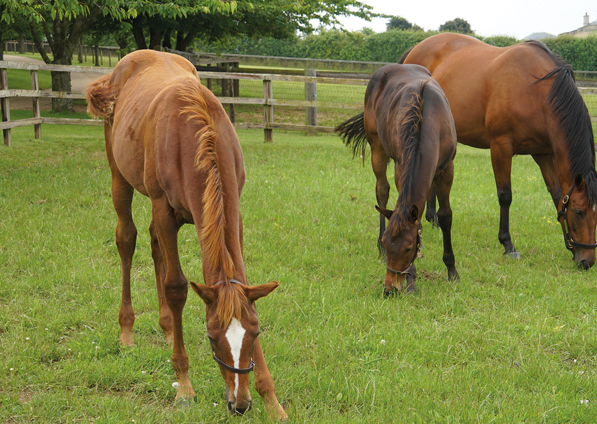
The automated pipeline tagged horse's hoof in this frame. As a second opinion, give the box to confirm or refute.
[504,250,521,260]
[383,288,397,298]
[174,397,192,409]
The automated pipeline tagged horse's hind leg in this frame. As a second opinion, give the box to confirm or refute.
[149,220,177,345]
[434,161,459,281]
[110,172,137,347]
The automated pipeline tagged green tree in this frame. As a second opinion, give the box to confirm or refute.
[386,16,422,32]
[0,0,202,111]
[0,0,377,111]
[439,18,473,34]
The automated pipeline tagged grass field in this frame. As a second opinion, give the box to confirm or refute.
[0,123,596,423]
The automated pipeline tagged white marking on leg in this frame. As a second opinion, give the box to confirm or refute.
[225,317,246,400]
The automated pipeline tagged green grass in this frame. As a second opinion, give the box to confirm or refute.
[1,125,596,423]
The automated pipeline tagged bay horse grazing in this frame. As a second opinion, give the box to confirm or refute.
[85,50,287,419]
[336,64,459,294]
[401,33,597,268]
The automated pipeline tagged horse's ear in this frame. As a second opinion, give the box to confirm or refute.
[375,205,393,219]
[246,281,280,302]
[190,282,217,305]
[409,205,419,223]
[575,174,586,191]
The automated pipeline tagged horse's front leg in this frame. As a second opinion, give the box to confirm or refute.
[150,197,195,401]
[434,161,459,281]
[490,139,520,259]
[253,337,287,421]
[531,154,561,208]
[371,140,390,255]
[425,186,439,228]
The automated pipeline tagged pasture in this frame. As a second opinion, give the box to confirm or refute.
[0,123,596,423]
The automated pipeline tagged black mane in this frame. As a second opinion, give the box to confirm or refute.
[527,40,597,205]
[388,79,429,235]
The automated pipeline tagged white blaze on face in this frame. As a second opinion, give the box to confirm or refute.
[225,317,246,399]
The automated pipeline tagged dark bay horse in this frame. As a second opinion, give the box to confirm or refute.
[401,33,597,268]
[85,50,287,419]
[336,64,459,294]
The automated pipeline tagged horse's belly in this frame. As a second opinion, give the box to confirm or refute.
[111,129,149,196]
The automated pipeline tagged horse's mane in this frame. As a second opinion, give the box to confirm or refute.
[179,83,243,328]
[388,79,430,235]
[527,40,597,205]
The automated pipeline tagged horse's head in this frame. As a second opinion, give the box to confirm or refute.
[558,174,597,270]
[191,280,279,414]
[376,205,421,294]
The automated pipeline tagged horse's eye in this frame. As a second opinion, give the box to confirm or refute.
[574,209,584,217]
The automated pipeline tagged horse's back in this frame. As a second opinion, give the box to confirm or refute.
[403,33,557,150]
[87,50,243,217]
[366,64,455,155]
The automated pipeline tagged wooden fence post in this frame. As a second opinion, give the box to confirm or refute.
[228,64,235,124]
[305,68,317,134]
[263,78,273,143]
[30,70,41,139]
[1,68,11,147]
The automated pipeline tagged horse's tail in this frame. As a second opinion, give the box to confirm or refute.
[335,112,368,160]
[398,46,415,64]
[178,83,236,281]
[85,73,116,121]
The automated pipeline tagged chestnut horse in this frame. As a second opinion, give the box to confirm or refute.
[401,33,597,268]
[336,64,459,294]
[85,50,286,419]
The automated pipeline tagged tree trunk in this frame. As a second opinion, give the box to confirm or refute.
[78,37,83,63]
[18,35,25,54]
[149,27,164,51]
[163,28,172,50]
[131,17,147,50]
[94,45,100,66]
[175,31,197,52]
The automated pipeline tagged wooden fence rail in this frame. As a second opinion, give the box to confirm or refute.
[1,61,368,146]
[3,60,597,147]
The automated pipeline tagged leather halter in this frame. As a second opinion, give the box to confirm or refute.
[557,184,597,253]
[209,279,255,375]
[385,228,423,276]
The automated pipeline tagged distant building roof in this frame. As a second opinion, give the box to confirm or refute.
[523,32,556,41]
[559,12,597,37]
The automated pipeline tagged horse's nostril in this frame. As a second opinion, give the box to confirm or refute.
[228,400,252,415]
[577,259,591,270]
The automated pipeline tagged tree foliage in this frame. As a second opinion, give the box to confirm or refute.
[386,16,422,32]
[439,18,472,34]
[0,0,377,111]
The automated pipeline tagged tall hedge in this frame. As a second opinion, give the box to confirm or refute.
[543,35,597,71]
[196,31,597,71]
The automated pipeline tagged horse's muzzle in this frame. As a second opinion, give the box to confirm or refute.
[228,400,252,415]
[577,257,595,270]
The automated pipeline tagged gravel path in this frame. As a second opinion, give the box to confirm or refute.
[4,54,105,113]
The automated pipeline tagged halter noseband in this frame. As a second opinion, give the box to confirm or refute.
[209,279,255,375]
[385,228,423,276]
[557,184,597,253]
